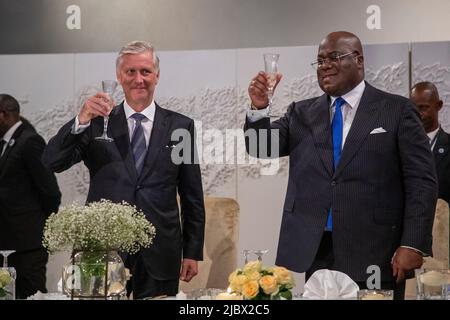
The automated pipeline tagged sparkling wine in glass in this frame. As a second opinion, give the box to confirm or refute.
[263,53,280,116]
[0,250,16,300]
[95,80,117,142]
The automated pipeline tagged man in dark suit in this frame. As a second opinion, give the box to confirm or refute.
[0,94,61,299]
[245,31,437,299]
[411,81,450,203]
[42,41,205,299]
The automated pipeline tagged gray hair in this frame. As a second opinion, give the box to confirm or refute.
[116,40,160,71]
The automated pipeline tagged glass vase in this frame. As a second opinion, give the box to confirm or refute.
[0,267,16,300]
[62,250,127,299]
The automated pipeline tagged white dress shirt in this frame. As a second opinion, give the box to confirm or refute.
[427,127,439,151]
[329,80,365,148]
[0,120,22,156]
[123,100,154,147]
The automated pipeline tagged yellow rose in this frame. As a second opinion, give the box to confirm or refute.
[0,270,12,287]
[228,270,239,283]
[242,280,259,299]
[259,275,279,295]
[243,260,262,274]
[245,270,261,281]
[229,274,248,292]
[273,266,295,288]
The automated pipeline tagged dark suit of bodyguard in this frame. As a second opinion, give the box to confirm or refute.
[245,32,437,298]
[43,41,205,299]
[0,95,61,298]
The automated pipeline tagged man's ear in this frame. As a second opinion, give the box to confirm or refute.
[357,55,364,68]
[437,100,443,111]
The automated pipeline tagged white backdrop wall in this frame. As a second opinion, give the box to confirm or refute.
[1,41,449,293]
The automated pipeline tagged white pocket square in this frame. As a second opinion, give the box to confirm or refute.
[369,127,387,134]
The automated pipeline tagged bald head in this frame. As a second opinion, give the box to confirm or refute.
[411,81,443,133]
[0,94,21,137]
[316,31,365,96]
[411,81,440,101]
[320,31,364,55]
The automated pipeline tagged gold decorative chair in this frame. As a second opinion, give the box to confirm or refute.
[179,197,239,291]
[405,199,449,298]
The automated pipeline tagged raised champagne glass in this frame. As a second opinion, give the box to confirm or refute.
[263,53,280,116]
[95,80,117,142]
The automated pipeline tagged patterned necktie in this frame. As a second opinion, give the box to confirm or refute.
[0,139,6,157]
[131,113,147,175]
[326,97,346,231]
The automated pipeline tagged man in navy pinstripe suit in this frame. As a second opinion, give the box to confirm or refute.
[245,31,437,299]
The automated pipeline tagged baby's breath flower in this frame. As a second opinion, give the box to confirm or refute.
[43,199,156,254]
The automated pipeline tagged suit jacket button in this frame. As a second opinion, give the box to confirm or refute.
[136,185,141,190]
[331,181,337,186]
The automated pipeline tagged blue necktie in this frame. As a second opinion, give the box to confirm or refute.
[326,97,345,231]
[131,113,147,175]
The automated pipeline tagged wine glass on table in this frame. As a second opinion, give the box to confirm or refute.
[253,249,269,262]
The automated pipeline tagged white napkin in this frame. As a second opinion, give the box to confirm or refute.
[27,291,70,300]
[57,278,63,293]
[176,291,187,300]
[303,269,359,299]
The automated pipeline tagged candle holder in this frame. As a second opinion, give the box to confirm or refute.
[357,289,394,300]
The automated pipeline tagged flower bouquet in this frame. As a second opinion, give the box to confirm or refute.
[43,199,156,299]
[228,260,295,300]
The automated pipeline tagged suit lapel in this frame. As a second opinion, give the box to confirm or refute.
[434,128,450,167]
[308,94,334,177]
[109,103,138,181]
[334,84,382,178]
[138,104,170,182]
[0,124,24,173]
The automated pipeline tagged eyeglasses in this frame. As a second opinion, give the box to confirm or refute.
[311,51,358,70]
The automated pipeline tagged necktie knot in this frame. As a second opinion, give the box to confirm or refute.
[334,97,346,111]
[131,113,146,124]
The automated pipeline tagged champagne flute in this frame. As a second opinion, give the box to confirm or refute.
[253,249,269,262]
[242,249,251,265]
[263,53,280,116]
[95,80,117,142]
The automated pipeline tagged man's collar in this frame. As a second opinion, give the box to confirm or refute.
[330,80,366,108]
[1,120,22,143]
[123,100,155,121]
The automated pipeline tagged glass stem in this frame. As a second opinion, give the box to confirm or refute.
[103,116,109,136]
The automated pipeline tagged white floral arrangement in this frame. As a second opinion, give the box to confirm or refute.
[43,199,156,253]
[228,260,295,300]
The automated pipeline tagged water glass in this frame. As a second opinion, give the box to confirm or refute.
[416,268,449,300]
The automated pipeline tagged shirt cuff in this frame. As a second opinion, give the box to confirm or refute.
[246,105,269,122]
[400,245,427,257]
[71,116,91,134]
